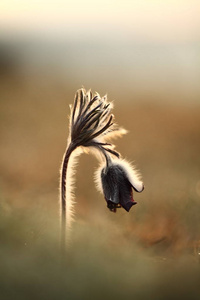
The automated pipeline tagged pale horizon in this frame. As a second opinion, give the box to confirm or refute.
[0,0,200,43]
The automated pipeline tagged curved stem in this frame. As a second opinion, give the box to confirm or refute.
[60,142,76,255]
[97,145,112,168]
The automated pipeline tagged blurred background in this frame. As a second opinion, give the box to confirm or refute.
[0,1,200,299]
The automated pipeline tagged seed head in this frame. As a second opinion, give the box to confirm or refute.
[68,88,126,161]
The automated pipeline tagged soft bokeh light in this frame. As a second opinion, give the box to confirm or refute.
[0,0,200,103]
[0,1,200,299]
[1,0,199,41]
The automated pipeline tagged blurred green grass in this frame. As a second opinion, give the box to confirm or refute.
[0,202,200,300]
[0,76,200,299]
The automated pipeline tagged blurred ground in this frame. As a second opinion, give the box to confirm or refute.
[0,73,200,299]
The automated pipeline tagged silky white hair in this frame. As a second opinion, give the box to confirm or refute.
[95,158,144,195]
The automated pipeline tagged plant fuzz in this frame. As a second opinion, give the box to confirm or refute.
[60,88,144,252]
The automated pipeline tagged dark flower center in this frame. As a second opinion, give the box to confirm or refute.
[107,201,121,212]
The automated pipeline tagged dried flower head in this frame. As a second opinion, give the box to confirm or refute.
[68,88,126,162]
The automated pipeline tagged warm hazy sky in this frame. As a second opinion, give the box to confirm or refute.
[1,0,200,42]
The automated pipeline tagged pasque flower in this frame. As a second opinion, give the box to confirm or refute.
[60,88,144,250]
[67,88,126,161]
[98,160,144,212]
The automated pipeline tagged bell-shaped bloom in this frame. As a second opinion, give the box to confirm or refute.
[96,159,144,212]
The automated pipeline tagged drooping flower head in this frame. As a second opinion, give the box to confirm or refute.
[97,159,144,212]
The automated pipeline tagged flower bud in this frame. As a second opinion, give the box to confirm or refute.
[97,160,144,212]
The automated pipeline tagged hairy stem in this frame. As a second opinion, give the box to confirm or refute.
[60,142,76,255]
